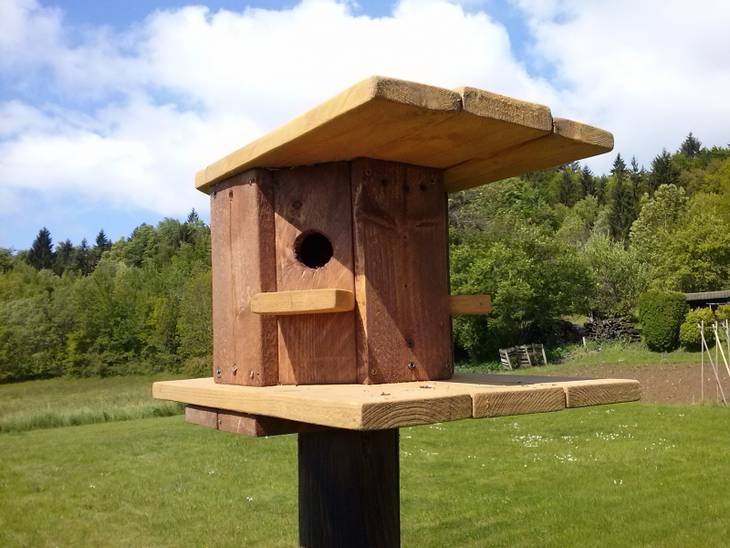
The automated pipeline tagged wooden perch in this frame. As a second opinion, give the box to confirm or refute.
[252,290,492,317]
[449,295,492,315]
[251,289,355,315]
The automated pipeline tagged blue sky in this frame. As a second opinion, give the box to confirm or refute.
[2,0,729,250]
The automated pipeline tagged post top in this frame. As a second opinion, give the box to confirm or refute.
[196,75,613,194]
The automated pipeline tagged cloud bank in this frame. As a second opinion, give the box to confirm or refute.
[1,0,729,226]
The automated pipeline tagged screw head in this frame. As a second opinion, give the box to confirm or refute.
[215,368,222,378]
[407,362,416,370]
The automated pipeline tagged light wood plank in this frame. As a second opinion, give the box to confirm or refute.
[196,76,462,192]
[251,289,354,316]
[449,295,492,315]
[563,379,641,408]
[154,373,639,430]
[195,76,611,194]
[444,117,614,192]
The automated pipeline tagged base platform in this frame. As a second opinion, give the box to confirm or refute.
[153,373,640,431]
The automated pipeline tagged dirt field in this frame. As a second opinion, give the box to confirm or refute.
[544,362,730,405]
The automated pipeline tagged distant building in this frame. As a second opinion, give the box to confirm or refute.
[684,290,730,310]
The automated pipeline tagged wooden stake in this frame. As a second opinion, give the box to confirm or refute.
[298,428,400,548]
[700,323,726,406]
[699,322,704,403]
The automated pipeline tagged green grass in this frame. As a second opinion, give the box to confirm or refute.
[2,404,730,546]
[458,341,703,375]
[0,374,184,433]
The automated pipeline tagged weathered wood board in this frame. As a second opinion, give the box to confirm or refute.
[195,76,613,194]
[154,373,640,431]
[274,163,357,385]
[210,170,278,386]
[351,159,452,384]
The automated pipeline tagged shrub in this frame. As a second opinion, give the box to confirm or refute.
[717,304,730,321]
[679,308,714,350]
[638,290,688,351]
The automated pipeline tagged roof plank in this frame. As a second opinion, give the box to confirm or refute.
[195,76,613,193]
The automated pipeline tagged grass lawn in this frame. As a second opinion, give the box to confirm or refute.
[2,403,729,547]
[459,341,704,375]
[0,374,184,433]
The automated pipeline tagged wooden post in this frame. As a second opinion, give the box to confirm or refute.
[298,428,400,548]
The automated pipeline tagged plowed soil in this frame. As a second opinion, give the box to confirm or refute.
[543,362,730,405]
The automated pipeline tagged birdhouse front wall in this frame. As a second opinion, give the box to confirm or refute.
[210,159,452,387]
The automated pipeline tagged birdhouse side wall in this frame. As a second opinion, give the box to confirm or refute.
[351,159,453,383]
[210,170,278,386]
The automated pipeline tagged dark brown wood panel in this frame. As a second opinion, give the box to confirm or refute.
[352,159,452,383]
[210,170,278,386]
[274,163,357,384]
[298,428,400,548]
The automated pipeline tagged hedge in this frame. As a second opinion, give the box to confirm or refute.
[638,290,688,352]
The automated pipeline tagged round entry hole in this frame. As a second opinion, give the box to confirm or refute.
[295,231,333,269]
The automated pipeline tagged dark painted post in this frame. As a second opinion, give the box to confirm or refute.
[298,428,400,547]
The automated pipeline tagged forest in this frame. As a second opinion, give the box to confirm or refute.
[1,133,729,382]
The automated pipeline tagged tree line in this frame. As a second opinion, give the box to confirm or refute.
[1,134,729,381]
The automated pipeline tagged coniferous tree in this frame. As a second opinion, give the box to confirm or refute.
[95,230,112,253]
[558,169,576,206]
[608,160,637,244]
[27,227,55,270]
[580,165,594,197]
[611,154,627,178]
[649,149,679,192]
[54,239,75,275]
[75,238,93,275]
[186,209,200,224]
[680,132,702,157]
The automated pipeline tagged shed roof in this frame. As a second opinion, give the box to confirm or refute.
[195,76,613,194]
[685,290,730,303]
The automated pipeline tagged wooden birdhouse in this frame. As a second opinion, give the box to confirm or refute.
[197,76,613,388]
[154,76,639,547]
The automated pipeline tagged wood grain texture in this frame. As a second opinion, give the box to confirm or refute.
[251,289,354,316]
[195,76,612,195]
[352,159,452,384]
[449,294,492,315]
[196,76,461,191]
[444,117,614,192]
[153,374,640,430]
[274,163,357,385]
[298,429,400,548]
[184,405,322,436]
[210,170,278,386]
[185,405,219,429]
[563,379,641,408]
[471,386,565,418]
[217,410,324,436]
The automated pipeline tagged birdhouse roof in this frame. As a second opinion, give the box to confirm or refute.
[195,76,613,194]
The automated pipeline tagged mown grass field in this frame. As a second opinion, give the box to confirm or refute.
[2,397,730,547]
[0,374,183,433]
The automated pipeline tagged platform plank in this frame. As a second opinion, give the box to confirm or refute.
[195,76,612,193]
[154,373,639,430]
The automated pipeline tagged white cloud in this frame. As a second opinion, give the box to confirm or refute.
[1,0,549,219]
[512,0,730,169]
[1,0,729,225]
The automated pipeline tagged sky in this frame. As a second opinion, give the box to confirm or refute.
[1,0,729,250]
